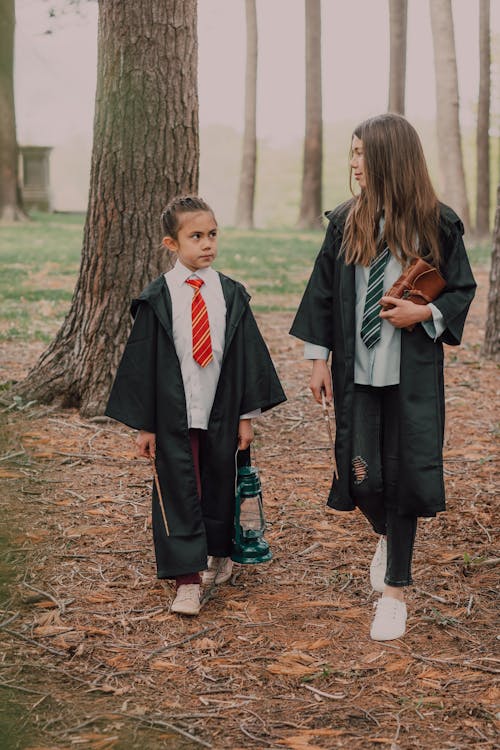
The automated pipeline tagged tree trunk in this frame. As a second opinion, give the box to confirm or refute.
[476,0,490,237]
[16,0,199,416]
[235,0,258,229]
[0,0,28,222]
[429,0,471,233]
[297,0,323,230]
[482,183,500,360]
[387,0,407,114]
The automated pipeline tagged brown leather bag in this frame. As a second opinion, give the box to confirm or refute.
[381,257,446,331]
[382,258,445,307]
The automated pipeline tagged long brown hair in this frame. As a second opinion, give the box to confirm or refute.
[342,114,441,267]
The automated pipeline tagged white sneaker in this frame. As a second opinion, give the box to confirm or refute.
[370,595,407,641]
[170,584,201,615]
[202,556,233,587]
[370,536,387,593]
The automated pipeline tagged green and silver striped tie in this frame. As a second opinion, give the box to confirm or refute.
[360,247,390,349]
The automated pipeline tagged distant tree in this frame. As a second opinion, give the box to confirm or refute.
[17,0,199,416]
[235,0,258,229]
[297,0,323,230]
[429,0,471,232]
[483,183,500,360]
[0,0,28,221]
[476,0,491,237]
[429,0,470,231]
[388,0,407,114]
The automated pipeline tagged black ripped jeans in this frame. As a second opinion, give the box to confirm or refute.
[350,384,417,587]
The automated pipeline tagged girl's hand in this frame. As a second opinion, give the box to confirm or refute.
[136,430,156,459]
[310,359,333,404]
[238,419,254,450]
[379,296,432,329]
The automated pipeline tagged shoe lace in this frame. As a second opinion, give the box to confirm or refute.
[374,597,401,619]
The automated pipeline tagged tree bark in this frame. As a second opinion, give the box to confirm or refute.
[0,0,28,222]
[16,0,199,416]
[235,0,258,229]
[429,0,471,233]
[297,0,323,230]
[387,0,407,114]
[476,0,490,237]
[482,183,500,360]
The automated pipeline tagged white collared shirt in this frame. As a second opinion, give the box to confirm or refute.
[165,261,259,428]
[304,254,445,386]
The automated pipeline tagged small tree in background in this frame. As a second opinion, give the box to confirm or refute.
[429,0,471,233]
[16,0,199,416]
[0,0,28,222]
[387,0,407,114]
[297,0,323,230]
[235,0,258,230]
[482,183,500,360]
[476,0,491,237]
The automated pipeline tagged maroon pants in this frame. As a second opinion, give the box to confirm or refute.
[175,429,203,589]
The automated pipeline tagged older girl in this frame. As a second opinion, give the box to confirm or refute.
[290,114,476,640]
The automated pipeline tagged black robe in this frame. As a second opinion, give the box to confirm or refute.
[289,202,476,518]
[106,273,286,578]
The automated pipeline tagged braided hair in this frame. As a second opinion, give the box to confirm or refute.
[161,195,215,239]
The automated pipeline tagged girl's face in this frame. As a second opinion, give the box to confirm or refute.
[350,135,366,189]
[163,211,218,272]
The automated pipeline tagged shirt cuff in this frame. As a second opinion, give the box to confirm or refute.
[239,409,261,420]
[421,303,445,341]
[304,342,330,360]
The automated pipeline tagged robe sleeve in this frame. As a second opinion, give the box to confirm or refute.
[432,215,477,346]
[239,306,287,415]
[105,302,158,432]
[289,218,338,348]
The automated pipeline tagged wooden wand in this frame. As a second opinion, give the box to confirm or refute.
[321,390,339,480]
[150,455,170,536]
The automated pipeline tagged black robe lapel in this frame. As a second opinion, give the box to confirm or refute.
[338,261,356,363]
[219,273,249,359]
[133,275,175,346]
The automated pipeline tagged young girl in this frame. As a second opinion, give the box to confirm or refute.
[106,196,285,615]
[290,114,476,641]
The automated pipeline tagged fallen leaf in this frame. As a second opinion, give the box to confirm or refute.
[83,593,116,604]
[65,525,122,537]
[33,625,74,637]
[384,658,414,673]
[193,637,219,652]
[0,469,23,478]
[418,668,446,680]
[267,650,322,676]
[150,659,187,671]
[291,639,331,651]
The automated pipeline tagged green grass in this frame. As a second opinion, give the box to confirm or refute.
[0,212,492,343]
[216,226,324,311]
[0,212,82,341]
[467,241,494,267]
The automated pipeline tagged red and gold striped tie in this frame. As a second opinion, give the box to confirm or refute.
[185,278,213,368]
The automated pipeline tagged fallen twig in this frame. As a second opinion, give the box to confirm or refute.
[0,449,25,462]
[23,582,67,614]
[0,680,48,696]
[147,625,216,659]
[2,628,67,657]
[302,684,346,700]
[0,612,19,629]
[120,712,212,748]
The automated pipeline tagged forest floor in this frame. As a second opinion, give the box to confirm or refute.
[0,261,498,750]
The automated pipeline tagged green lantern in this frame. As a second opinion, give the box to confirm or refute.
[231,466,272,564]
